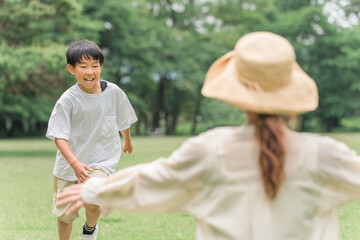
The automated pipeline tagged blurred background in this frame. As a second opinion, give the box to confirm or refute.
[2,1,360,239]
[1,0,360,138]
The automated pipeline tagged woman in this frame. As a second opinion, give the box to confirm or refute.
[58,32,360,240]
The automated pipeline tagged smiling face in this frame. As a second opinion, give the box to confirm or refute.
[68,57,103,94]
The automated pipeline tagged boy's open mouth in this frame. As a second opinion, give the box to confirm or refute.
[84,78,95,82]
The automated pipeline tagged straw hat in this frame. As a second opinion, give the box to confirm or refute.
[201,32,318,114]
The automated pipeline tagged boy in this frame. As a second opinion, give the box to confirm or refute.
[46,39,137,240]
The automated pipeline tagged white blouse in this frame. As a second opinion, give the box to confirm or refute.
[81,125,360,240]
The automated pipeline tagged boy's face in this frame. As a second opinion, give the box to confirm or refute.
[67,57,103,94]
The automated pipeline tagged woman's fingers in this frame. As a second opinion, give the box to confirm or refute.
[59,184,83,195]
[66,200,85,215]
[57,193,81,206]
[57,184,83,201]
[56,183,85,215]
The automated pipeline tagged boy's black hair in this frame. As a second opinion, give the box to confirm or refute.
[66,39,105,67]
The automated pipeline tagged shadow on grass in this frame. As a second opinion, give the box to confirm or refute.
[101,218,124,223]
[0,150,56,158]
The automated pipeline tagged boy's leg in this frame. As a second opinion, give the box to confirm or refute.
[53,176,80,240]
[57,220,73,240]
[85,204,101,227]
[80,168,108,238]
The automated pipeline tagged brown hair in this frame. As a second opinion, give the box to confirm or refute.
[255,114,286,200]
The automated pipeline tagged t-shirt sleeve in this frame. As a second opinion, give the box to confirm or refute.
[46,102,71,141]
[318,136,360,205]
[116,89,138,131]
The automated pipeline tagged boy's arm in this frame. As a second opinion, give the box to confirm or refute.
[120,128,133,154]
[55,138,92,183]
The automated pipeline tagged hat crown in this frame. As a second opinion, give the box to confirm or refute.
[201,31,318,114]
[234,32,295,91]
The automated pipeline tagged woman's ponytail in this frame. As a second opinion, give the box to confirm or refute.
[255,114,286,200]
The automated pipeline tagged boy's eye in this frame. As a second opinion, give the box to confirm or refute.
[93,65,99,68]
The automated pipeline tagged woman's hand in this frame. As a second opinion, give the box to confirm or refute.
[57,184,85,215]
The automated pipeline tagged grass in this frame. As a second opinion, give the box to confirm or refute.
[0,133,359,239]
[0,136,192,240]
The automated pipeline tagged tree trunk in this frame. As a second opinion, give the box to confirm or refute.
[6,74,20,95]
[0,119,6,137]
[171,111,179,134]
[136,112,148,135]
[165,109,180,135]
[166,88,181,135]
[152,76,167,130]
[325,116,339,132]
[7,120,23,137]
[299,116,306,132]
[135,117,141,135]
[191,88,202,135]
[36,121,48,136]
[165,112,171,135]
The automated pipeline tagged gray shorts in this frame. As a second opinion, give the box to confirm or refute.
[53,168,108,224]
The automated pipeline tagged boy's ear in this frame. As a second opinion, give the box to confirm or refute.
[67,64,75,75]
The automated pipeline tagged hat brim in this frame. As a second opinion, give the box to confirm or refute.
[201,51,318,114]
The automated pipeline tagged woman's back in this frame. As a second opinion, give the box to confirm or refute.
[185,125,359,240]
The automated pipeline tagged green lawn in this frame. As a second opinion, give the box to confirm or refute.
[0,133,359,239]
[0,137,192,240]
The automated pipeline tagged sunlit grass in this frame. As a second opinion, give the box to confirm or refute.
[0,136,192,240]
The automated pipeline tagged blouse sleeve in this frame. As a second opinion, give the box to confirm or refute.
[81,134,210,213]
[318,136,360,205]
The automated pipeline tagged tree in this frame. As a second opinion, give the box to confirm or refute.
[230,0,360,131]
[0,0,103,137]
[1,0,359,137]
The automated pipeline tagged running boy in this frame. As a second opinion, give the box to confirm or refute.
[46,39,137,240]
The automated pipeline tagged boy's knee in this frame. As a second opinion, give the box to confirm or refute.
[85,204,100,213]
[57,214,77,224]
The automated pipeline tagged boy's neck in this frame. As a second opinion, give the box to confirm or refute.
[78,81,102,94]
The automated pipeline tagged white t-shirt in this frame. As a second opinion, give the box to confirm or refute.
[46,81,137,181]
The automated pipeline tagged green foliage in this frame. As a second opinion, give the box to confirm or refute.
[258,1,360,131]
[307,26,360,131]
[0,0,103,137]
[198,98,247,132]
[1,0,360,137]
[0,0,83,46]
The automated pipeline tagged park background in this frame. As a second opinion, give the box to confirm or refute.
[1,0,360,239]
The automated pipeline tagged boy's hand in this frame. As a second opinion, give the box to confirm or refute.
[71,161,93,183]
[122,141,133,154]
[120,128,133,154]
[55,138,92,183]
